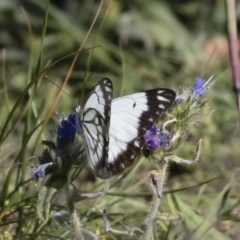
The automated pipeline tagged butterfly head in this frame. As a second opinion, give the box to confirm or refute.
[75,106,83,135]
[76,105,81,113]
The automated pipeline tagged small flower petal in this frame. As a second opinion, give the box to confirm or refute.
[144,124,158,141]
[193,77,205,97]
[146,138,160,151]
[175,97,183,104]
[57,113,77,143]
[32,162,53,181]
[144,125,160,151]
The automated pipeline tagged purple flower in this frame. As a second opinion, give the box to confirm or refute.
[193,77,205,97]
[144,124,160,151]
[32,163,53,181]
[144,124,158,139]
[144,125,174,151]
[175,97,183,104]
[57,114,76,143]
[145,138,161,151]
[159,129,174,150]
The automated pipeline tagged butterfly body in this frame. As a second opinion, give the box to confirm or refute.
[76,78,176,179]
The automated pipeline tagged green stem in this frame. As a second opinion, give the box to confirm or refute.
[65,185,84,240]
[142,159,168,240]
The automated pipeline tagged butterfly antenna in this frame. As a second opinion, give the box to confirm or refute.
[45,75,72,99]
[80,71,96,102]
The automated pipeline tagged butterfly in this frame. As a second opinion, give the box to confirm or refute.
[75,78,176,179]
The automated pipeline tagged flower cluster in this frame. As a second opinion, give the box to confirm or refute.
[145,76,209,152]
[144,125,159,151]
[144,124,173,151]
[32,113,80,181]
[175,76,206,104]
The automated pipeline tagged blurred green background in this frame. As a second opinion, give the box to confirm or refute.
[0,0,240,239]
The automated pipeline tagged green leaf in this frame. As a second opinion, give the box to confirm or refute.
[168,154,183,163]
[168,194,230,240]
[3,231,13,240]
[41,140,57,150]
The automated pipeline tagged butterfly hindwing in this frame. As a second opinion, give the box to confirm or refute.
[95,88,176,179]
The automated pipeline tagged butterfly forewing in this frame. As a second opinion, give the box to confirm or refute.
[76,78,113,173]
[95,88,176,179]
[81,108,109,171]
[81,78,113,125]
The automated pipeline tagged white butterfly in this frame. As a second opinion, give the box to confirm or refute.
[75,78,176,179]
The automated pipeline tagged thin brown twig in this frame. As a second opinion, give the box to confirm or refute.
[225,0,240,122]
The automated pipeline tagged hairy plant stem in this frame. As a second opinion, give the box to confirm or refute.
[65,184,84,240]
[142,159,168,240]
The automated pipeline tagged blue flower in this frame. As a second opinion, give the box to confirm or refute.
[159,129,173,149]
[32,163,53,181]
[146,137,161,151]
[175,97,183,104]
[144,125,174,151]
[144,124,158,139]
[193,77,205,97]
[57,114,77,143]
[144,125,160,151]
